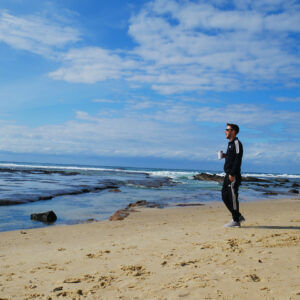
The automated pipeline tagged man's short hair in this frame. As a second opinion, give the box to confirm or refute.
[227,123,239,134]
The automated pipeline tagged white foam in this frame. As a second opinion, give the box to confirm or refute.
[215,172,300,179]
[149,170,198,180]
[0,163,298,179]
[242,173,300,179]
[152,171,300,180]
[0,163,145,174]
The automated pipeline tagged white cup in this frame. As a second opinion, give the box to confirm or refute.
[217,150,223,160]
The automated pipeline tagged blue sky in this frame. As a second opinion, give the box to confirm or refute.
[0,0,299,173]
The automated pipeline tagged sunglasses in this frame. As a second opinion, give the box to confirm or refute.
[225,128,233,131]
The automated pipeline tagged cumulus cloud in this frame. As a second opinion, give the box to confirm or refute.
[48,0,300,93]
[49,47,138,83]
[195,104,300,127]
[127,0,300,93]
[2,2,299,93]
[92,99,117,103]
[0,11,80,57]
[0,103,298,164]
[1,2,299,168]
[274,96,300,103]
[0,115,207,160]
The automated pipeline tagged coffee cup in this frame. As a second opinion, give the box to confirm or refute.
[217,150,223,160]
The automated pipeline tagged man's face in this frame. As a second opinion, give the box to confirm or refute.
[225,126,234,139]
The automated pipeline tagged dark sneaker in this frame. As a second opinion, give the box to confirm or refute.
[239,215,246,223]
[224,220,241,228]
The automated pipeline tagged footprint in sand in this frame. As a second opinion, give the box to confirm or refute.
[25,293,44,298]
[244,273,261,282]
[175,259,199,268]
[164,275,207,289]
[63,273,114,288]
[120,265,150,277]
[86,250,111,258]
[30,264,65,273]
[25,284,37,290]
[63,277,82,283]
[54,288,87,297]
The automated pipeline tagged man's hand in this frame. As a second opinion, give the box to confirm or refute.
[222,153,226,158]
[229,175,235,183]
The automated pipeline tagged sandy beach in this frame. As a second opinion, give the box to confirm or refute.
[0,198,299,300]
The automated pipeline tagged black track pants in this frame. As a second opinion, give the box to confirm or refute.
[222,174,241,222]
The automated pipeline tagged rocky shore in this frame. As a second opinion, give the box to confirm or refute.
[0,174,174,206]
[193,173,299,196]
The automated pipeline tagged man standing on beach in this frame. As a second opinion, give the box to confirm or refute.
[222,123,245,227]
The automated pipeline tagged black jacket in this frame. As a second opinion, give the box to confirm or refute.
[224,137,243,176]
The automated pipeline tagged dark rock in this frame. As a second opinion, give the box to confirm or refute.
[0,199,27,206]
[241,176,271,183]
[127,200,147,207]
[109,200,163,221]
[38,195,53,201]
[193,173,223,182]
[291,182,300,188]
[127,200,162,208]
[109,209,130,221]
[0,168,80,176]
[100,179,122,189]
[263,191,278,195]
[126,177,175,188]
[109,188,121,193]
[0,181,121,207]
[62,172,80,176]
[289,189,299,194]
[176,203,205,207]
[30,211,57,223]
[256,184,270,188]
[274,178,289,183]
[146,202,163,208]
[193,173,271,183]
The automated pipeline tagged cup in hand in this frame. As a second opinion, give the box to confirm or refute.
[217,150,223,160]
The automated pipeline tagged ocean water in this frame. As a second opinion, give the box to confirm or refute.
[0,162,299,232]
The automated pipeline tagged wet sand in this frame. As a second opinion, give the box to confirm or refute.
[0,198,299,299]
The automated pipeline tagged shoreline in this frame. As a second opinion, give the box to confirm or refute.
[0,196,299,233]
[0,198,299,299]
[0,163,298,233]
[2,195,299,233]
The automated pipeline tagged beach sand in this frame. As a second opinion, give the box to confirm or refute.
[0,198,299,299]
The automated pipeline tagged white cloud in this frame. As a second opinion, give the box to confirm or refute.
[195,104,300,127]
[127,0,300,93]
[0,11,80,57]
[125,100,154,110]
[0,116,207,160]
[245,141,300,163]
[49,47,138,83]
[92,99,117,103]
[48,0,300,94]
[0,103,298,165]
[2,2,298,94]
[274,96,300,103]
